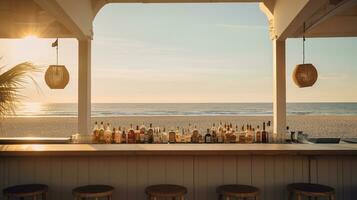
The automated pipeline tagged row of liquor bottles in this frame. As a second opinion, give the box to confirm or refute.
[91,121,297,144]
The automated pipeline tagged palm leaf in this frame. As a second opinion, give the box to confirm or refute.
[0,62,41,118]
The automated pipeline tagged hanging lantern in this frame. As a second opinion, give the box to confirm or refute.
[292,23,318,88]
[292,63,318,88]
[45,38,70,89]
[45,65,70,89]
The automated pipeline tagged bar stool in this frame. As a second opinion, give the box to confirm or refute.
[216,184,260,200]
[3,184,48,200]
[287,183,335,200]
[145,184,187,200]
[72,185,114,200]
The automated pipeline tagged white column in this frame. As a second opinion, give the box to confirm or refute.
[273,39,286,135]
[78,39,91,135]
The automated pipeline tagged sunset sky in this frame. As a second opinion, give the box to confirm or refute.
[0,3,356,103]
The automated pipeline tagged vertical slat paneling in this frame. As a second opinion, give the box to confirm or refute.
[136,156,148,200]
[77,157,89,186]
[342,157,351,200]
[264,156,275,200]
[8,157,19,186]
[148,156,165,185]
[127,156,137,200]
[183,156,194,200]
[34,157,51,194]
[337,156,344,200]
[252,156,265,199]
[0,158,5,191]
[50,157,62,200]
[236,155,252,185]
[283,156,295,200]
[223,156,236,184]
[328,156,339,199]
[195,156,208,200]
[274,156,284,200]
[166,156,184,185]
[206,156,223,200]
[108,156,128,200]
[61,157,77,200]
[317,157,329,186]
[351,156,357,199]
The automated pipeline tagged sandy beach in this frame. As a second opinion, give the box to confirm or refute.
[1,115,357,138]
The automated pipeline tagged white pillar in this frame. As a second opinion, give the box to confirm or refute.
[273,39,286,135]
[78,39,91,135]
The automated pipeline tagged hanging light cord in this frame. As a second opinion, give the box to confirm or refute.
[303,23,306,64]
[56,38,59,65]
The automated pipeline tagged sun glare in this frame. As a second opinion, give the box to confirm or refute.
[10,35,51,63]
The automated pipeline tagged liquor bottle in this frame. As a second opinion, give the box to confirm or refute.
[205,129,212,143]
[134,125,141,143]
[152,128,159,144]
[246,125,253,144]
[99,121,105,144]
[180,128,186,143]
[211,123,217,143]
[92,121,99,143]
[267,120,274,143]
[114,127,122,144]
[198,128,204,144]
[162,127,169,143]
[121,129,127,144]
[239,125,246,143]
[112,128,116,144]
[235,125,240,143]
[127,124,136,144]
[139,123,146,143]
[168,128,176,143]
[191,125,199,143]
[175,126,181,143]
[285,126,290,144]
[262,122,268,143]
[104,123,112,144]
[184,128,192,143]
[255,125,261,143]
[147,123,154,143]
[224,125,230,143]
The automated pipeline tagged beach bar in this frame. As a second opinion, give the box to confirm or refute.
[1,0,357,200]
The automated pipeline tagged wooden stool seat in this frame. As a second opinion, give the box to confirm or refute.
[72,185,114,199]
[3,184,48,199]
[145,184,187,199]
[217,184,260,199]
[288,183,335,200]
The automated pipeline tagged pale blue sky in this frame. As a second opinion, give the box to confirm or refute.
[0,3,356,103]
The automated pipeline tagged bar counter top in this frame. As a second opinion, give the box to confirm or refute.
[1,143,357,156]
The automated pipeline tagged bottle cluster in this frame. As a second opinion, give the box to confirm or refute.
[91,121,293,144]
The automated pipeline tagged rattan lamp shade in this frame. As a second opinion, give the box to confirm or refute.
[292,63,318,88]
[45,65,70,89]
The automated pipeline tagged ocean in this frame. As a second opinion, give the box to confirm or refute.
[13,103,357,117]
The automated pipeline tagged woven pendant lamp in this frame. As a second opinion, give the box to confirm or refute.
[45,38,70,89]
[292,23,318,88]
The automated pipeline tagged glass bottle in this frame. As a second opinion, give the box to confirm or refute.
[175,126,181,143]
[127,124,136,144]
[239,125,246,143]
[112,128,116,144]
[205,128,212,143]
[92,121,99,143]
[168,128,176,143]
[134,125,140,143]
[121,129,127,144]
[191,125,199,143]
[147,123,154,144]
[139,123,146,143]
[99,121,105,144]
[104,123,112,144]
[255,125,261,143]
[184,128,192,143]
[262,122,268,143]
[211,123,217,143]
[246,125,253,144]
[162,127,169,143]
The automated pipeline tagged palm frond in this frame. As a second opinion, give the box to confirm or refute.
[0,62,41,118]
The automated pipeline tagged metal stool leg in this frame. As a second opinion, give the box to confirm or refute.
[297,194,302,200]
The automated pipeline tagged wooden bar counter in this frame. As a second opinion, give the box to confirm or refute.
[1,144,357,200]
